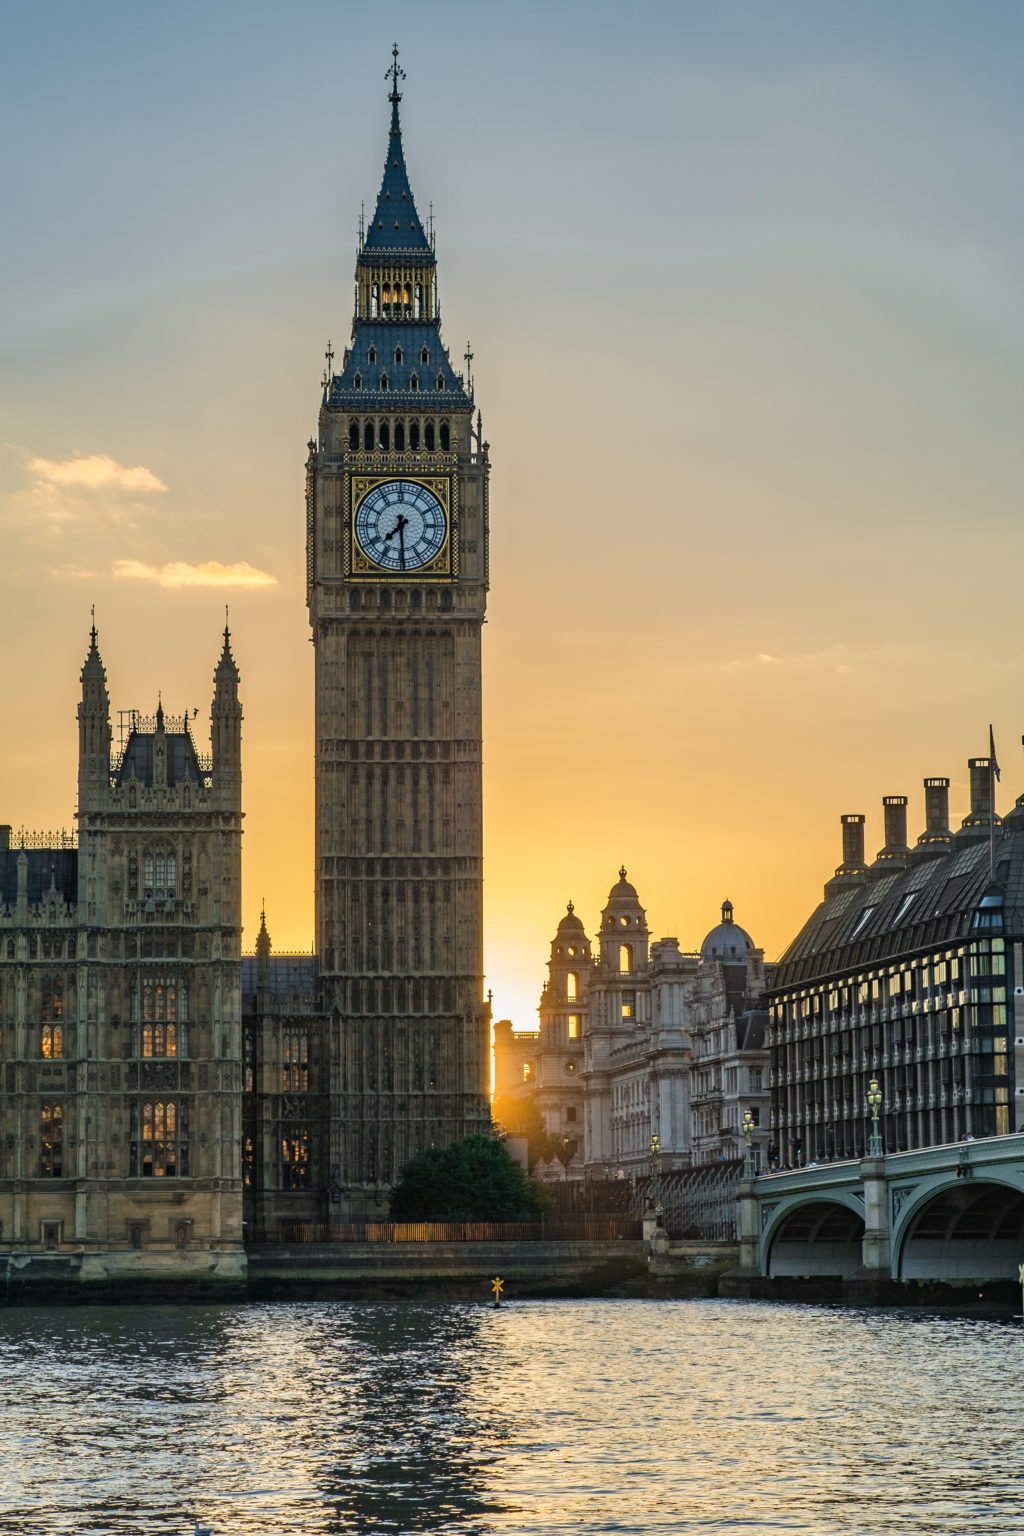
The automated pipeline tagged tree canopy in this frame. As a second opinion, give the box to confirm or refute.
[389,1134,554,1221]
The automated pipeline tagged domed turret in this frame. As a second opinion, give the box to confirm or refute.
[700,899,754,963]
[599,867,648,974]
[556,900,587,939]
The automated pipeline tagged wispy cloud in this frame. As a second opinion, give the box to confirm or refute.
[718,644,885,676]
[26,453,168,494]
[112,559,276,589]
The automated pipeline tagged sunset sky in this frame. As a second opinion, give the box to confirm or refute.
[2,1,1024,1032]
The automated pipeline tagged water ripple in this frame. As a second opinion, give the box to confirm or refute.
[0,1300,1019,1534]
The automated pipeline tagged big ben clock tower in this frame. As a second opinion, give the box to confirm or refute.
[306,51,491,1206]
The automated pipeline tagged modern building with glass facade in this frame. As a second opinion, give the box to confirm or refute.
[770,762,1019,1167]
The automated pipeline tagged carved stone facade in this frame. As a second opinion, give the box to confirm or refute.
[0,628,245,1293]
[494,873,771,1179]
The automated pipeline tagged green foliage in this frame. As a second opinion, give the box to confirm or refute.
[389,1133,554,1222]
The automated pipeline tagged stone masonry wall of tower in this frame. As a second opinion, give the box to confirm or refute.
[306,64,491,1196]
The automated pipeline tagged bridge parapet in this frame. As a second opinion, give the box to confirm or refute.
[741,1132,1024,1292]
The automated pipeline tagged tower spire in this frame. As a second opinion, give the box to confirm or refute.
[359,48,431,260]
[387,42,405,107]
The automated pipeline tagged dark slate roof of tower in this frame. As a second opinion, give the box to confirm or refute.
[0,848,77,908]
[241,954,318,1007]
[328,324,470,407]
[774,828,1024,987]
[360,95,432,258]
[114,728,207,789]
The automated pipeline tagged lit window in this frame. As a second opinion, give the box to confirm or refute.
[282,1128,310,1189]
[282,1031,310,1092]
[42,1024,63,1059]
[566,972,579,1002]
[131,1100,187,1178]
[568,1015,580,1039]
[40,1103,63,1176]
[619,944,632,975]
[621,991,636,1021]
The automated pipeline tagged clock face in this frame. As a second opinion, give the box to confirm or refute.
[354,480,448,572]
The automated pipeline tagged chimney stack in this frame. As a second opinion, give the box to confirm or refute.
[841,813,866,868]
[958,758,1000,840]
[912,777,952,862]
[873,795,910,869]
[825,813,869,898]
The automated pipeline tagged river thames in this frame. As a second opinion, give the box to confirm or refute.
[0,1299,1018,1534]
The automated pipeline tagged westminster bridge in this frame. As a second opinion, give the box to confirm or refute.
[733,1132,1024,1289]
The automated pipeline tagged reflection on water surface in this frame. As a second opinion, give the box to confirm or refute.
[0,1300,1019,1534]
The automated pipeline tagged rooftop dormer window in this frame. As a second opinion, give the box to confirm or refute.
[380,372,389,391]
[436,375,445,391]
[420,347,429,364]
[354,373,362,390]
[368,347,376,363]
[394,346,403,364]
[410,374,419,391]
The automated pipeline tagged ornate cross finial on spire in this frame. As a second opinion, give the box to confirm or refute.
[90,603,97,643]
[619,865,627,881]
[387,43,405,102]
[464,340,474,389]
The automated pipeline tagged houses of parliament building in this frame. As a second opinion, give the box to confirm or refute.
[0,57,491,1288]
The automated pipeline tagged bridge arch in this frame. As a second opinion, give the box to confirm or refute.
[761,1190,865,1278]
[892,1172,1024,1282]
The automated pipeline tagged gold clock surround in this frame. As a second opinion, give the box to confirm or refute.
[349,470,456,579]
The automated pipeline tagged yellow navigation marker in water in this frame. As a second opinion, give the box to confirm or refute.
[491,1276,504,1307]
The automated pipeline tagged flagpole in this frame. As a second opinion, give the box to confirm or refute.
[988,725,1001,881]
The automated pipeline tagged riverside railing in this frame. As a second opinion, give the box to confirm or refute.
[253,1216,643,1245]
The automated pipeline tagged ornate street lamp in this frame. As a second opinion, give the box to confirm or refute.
[867,1077,884,1158]
[648,1133,662,1214]
[742,1109,755,1178]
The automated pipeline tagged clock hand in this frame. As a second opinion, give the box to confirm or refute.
[397,517,406,570]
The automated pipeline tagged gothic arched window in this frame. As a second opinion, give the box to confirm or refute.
[379,420,390,450]
[410,421,420,450]
[425,422,435,451]
[440,422,450,452]
[349,421,359,450]
[364,421,375,451]
[394,421,405,451]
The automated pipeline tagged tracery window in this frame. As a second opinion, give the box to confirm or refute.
[42,1023,63,1059]
[282,1030,310,1091]
[143,848,177,900]
[131,977,187,1058]
[349,421,359,450]
[130,1100,188,1177]
[40,1103,63,1176]
[41,981,63,1020]
[281,1128,310,1189]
